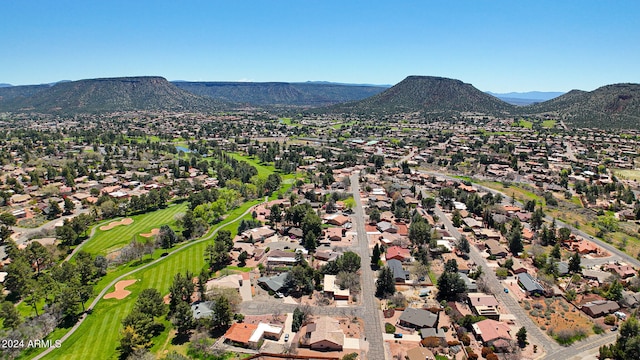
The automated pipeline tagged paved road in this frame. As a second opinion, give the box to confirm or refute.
[422,172,629,358]
[33,197,269,360]
[351,173,387,360]
[431,201,560,356]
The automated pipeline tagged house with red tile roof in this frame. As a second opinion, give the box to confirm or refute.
[224,323,259,346]
[472,319,512,349]
[386,246,411,262]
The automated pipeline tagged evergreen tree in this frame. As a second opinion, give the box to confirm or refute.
[458,236,470,254]
[516,326,528,347]
[375,266,396,298]
[372,244,381,268]
[569,252,582,273]
[172,301,195,337]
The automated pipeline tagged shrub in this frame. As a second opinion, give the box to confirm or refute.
[554,328,587,345]
[342,353,358,360]
[604,315,616,326]
[460,333,471,346]
[447,340,460,346]
[486,354,499,360]
[593,324,604,334]
[384,323,396,334]
[481,347,493,357]
[422,337,441,348]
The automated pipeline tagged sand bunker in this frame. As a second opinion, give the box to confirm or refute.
[140,228,160,238]
[100,218,134,231]
[104,279,137,300]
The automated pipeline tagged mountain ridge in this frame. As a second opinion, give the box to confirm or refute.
[0,76,226,114]
[322,75,515,115]
[171,81,387,106]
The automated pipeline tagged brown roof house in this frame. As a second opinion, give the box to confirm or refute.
[581,300,620,318]
[485,239,508,258]
[398,308,438,330]
[304,316,344,351]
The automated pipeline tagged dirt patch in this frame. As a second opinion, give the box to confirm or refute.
[100,218,134,231]
[140,228,160,238]
[523,297,593,335]
[104,279,137,300]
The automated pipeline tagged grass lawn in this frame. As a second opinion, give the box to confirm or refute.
[613,168,640,181]
[513,119,533,129]
[477,181,543,203]
[227,152,274,178]
[80,203,187,256]
[542,120,557,128]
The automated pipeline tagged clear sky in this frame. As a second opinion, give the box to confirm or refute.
[1,0,638,92]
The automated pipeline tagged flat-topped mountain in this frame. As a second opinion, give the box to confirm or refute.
[0,76,226,114]
[324,76,515,115]
[523,83,640,128]
[172,81,387,107]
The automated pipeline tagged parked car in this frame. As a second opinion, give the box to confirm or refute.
[503,288,509,293]
[284,334,289,341]
[611,326,618,331]
[394,333,403,338]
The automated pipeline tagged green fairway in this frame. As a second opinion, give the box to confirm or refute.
[614,168,640,181]
[80,203,187,256]
[541,120,556,128]
[43,196,267,360]
[226,152,275,178]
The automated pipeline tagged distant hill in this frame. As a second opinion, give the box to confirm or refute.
[0,83,12,88]
[172,81,387,106]
[0,84,51,101]
[324,76,514,115]
[523,83,640,128]
[0,77,226,114]
[487,91,564,106]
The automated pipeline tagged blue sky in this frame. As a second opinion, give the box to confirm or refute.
[1,1,638,92]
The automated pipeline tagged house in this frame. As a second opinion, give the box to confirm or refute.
[240,226,276,242]
[419,328,446,345]
[621,291,640,308]
[257,272,289,293]
[249,323,283,344]
[398,308,438,329]
[581,300,620,318]
[305,317,344,351]
[377,221,397,233]
[386,246,411,262]
[572,240,599,254]
[583,269,611,284]
[324,227,343,241]
[387,259,409,282]
[323,274,350,300]
[264,249,298,267]
[485,239,508,258]
[463,217,483,228]
[472,319,512,348]
[603,264,636,279]
[191,301,215,319]
[288,227,304,238]
[468,293,500,320]
[324,214,350,226]
[406,347,435,360]
[517,273,545,296]
[10,194,31,204]
[224,323,259,347]
[511,258,528,274]
[315,250,340,262]
[459,273,477,292]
